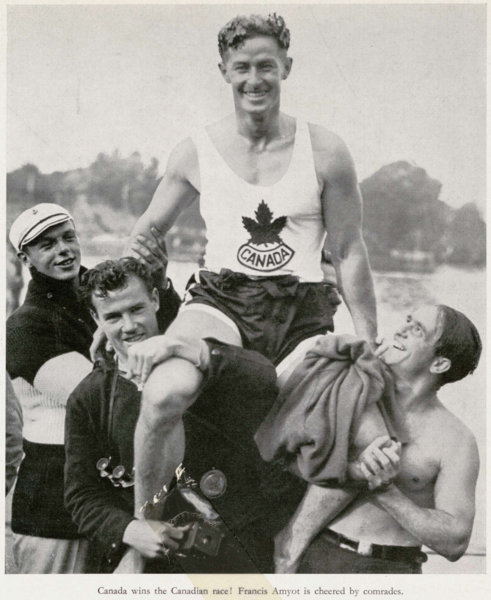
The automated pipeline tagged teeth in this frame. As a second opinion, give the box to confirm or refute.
[393,343,406,351]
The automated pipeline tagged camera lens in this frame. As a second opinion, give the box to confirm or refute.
[112,465,125,480]
[96,458,111,471]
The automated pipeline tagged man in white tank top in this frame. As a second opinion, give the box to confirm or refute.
[123,13,378,556]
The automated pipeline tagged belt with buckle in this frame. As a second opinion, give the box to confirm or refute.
[323,529,427,564]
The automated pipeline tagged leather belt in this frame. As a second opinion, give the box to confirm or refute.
[323,529,428,564]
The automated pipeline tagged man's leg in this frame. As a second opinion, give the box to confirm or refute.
[134,310,242,515]
[134,357,201,512]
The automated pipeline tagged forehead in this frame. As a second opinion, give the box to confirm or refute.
[225,35,286,62]
[30,220,75,245]
[412,305,441,337]
[92,276,151,314]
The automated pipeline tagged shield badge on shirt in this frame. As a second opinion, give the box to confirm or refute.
[238,201,295,272]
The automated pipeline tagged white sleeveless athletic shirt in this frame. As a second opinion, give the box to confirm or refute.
[192,120,326,282]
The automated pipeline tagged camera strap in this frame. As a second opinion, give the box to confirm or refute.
[105,367,120,457]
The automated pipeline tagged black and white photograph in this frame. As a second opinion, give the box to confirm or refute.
[3,1,487,595]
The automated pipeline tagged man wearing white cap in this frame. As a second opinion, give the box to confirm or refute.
[6,203,180,573]
[7,204,94,573]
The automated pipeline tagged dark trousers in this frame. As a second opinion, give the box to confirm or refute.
[298,534,423,574]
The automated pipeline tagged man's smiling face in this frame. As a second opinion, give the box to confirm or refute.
[382,306,443,377]
[219,35,292,115]
[19,221,81,281]
[91,275,160,361]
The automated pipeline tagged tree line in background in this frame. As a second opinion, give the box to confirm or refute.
[7,150,486,278]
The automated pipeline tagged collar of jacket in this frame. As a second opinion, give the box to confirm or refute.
[25,265,88,303]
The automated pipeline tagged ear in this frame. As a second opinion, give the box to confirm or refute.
[219,61,231,84]
[151,288,160,312]
[17,250,31,269]
[282,57,293,80]
[430,356,451,375]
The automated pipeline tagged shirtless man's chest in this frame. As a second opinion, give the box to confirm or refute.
[395,414,443,507]
[331,409,447,545]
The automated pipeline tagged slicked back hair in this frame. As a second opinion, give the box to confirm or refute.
[80,257,155,313]
[434,305,482,387]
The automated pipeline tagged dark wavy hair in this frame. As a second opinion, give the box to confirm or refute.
[434,305,482,387]
[218,13,291,59]
[80,257,155,313]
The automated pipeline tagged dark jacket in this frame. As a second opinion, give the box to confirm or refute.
[7,266,181,539]
[7,267,96,386]
[7,267,96,538]
[65,340,305,573]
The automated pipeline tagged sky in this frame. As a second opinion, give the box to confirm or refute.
[7,3,486,212]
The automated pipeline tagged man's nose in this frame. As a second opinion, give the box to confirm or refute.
[56,239,70,254]
[247,68,261,86]
[121,314,137,332]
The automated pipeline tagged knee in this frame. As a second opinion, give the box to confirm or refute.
[140,358,203,427]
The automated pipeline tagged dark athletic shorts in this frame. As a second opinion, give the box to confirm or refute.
[182,268,342,365]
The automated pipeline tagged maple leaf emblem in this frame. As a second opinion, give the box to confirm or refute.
[242,201,288,246]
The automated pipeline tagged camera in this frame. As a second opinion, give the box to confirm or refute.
[96,457,135,488]
[179,521,225,558]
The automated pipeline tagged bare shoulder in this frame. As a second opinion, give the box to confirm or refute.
[167,137,198,177]
[436,406,479,467]
[307,122,356,179]
[307,123,348,153]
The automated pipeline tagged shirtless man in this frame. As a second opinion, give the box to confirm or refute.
[125,13,377,519]
[275,305,482,574]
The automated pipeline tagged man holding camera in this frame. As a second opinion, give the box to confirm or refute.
[64,257,304,573]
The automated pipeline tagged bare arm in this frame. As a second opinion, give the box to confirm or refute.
[275,404,392,572]
[126,138,199,250]
[314,128,377,344]
[370,430,479,561]
[275,484,355,573]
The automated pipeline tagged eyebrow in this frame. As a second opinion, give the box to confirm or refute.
[33,237,56,248]
[101,310,121,320]
[35,229,75,246]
